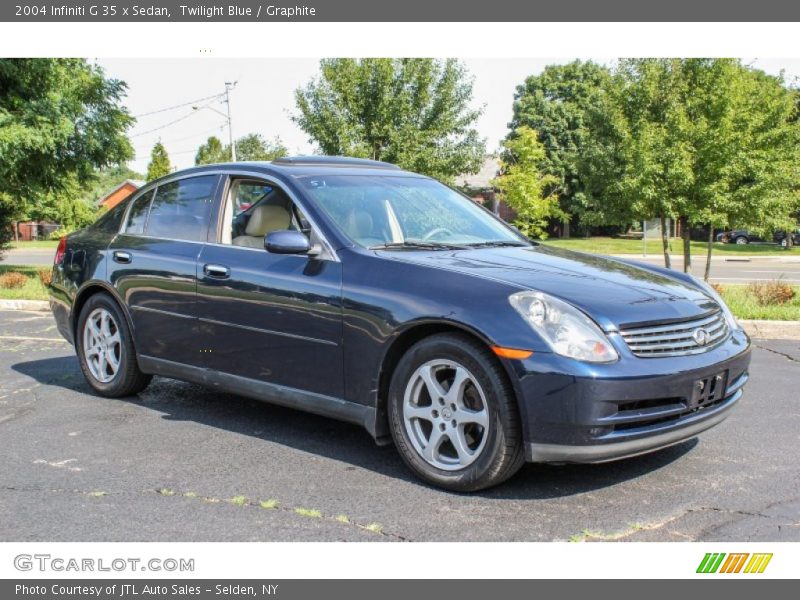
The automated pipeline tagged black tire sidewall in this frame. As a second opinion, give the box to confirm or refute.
[76,293,137,396]
[388,334,519,492]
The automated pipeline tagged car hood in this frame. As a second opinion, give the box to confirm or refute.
[378,244,715,330]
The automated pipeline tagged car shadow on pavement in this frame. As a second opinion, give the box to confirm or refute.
[13,355,697,499]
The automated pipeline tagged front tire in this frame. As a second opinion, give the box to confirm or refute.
[735,236,749,245]
[388,333,524,492]
[76,293,152,397]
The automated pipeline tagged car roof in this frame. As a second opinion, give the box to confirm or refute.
[150,156,427,183]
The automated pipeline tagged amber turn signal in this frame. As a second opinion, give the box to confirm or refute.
[491,346,533,360]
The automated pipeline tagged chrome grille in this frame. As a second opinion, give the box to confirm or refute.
[620,310,729,358]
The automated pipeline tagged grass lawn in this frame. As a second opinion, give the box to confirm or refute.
[542,236,800,256]
[718,284,800,321]
[8,240,60,250]
[0,265,50,301]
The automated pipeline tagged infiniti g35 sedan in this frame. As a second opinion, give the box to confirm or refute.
[49,157,751,491]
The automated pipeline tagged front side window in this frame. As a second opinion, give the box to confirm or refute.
[145,176,216,242]
[221,179,307,248]
[297,175,526,249]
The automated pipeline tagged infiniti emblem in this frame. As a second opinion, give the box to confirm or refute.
[693,328,710,346]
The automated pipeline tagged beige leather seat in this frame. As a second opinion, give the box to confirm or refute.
[232,204,291,248]
[345,209,374,240]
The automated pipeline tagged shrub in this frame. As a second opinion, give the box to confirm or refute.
[48,228,74,240]
[747,280,796,306]
[37,268,53,287]
[0,271,28,289]
[710,282,725,295]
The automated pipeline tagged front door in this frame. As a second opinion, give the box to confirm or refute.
[195,178,344,399]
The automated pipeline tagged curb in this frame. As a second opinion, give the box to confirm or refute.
[608,254,800,263]
[739,320,800,340]
[0,299,50,312]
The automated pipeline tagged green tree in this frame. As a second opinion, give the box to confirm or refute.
[235,133,288,161]
[146,142,172,181]
[507,61,611,234]
[681,62,799,276]
[491,127,562,238]
[26,175,97,231]
[582,59,800,277]
[195,136,229,165]
[582,59,695,269]
[0,58,133,254]
[294,58,485,182]
[195,133,288,165]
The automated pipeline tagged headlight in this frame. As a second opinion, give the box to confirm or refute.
[690,276,741,331]
[509,291,618,363]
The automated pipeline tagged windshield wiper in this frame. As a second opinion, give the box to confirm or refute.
[369,240,470,250]
[465,240,530,248]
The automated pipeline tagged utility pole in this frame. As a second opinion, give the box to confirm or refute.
[224,81,237,161]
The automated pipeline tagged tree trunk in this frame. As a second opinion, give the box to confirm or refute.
[13,221,19,243]
[659,214,671,269]
[680,215,691,273]
[704,226,714,282]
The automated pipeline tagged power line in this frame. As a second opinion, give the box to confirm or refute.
[133,121,227,151]
[129,98,219,139]
[132,93,224,118]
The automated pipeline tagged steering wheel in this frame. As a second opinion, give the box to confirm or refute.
[423,227,455,241]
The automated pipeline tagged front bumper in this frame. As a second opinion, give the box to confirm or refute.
[510,330,752,463]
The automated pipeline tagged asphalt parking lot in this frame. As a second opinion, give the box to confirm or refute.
[1,309,798,542]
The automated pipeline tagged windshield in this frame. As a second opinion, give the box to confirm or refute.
[297,175,528,249]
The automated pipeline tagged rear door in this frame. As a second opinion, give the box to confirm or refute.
[109,174,221,366]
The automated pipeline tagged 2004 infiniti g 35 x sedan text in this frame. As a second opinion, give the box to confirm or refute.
[49,157,751,491]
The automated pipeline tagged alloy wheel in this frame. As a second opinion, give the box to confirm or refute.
[82,307,122,383]
[402,359,490,471]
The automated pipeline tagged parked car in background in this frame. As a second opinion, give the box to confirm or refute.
[715,229,761,245]
[716,228,799,246]
[48,157,752,491]
[773,228,800,247]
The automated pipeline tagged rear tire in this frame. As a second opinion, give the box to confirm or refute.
[388,333,524,492]
[76,293,152,397]
[734,236,748,245]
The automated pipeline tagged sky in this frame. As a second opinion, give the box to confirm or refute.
[96,58,800,175]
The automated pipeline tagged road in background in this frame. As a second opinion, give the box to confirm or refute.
[623,255,800,284]
[1,248,55,266]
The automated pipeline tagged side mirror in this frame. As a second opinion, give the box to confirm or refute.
[265,230,312,255]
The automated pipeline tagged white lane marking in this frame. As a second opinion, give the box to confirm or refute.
[0,335,68,342]
[33,459,82,472]
[722,270,794,274]
[710,277,800,283]
[8,315,51,322]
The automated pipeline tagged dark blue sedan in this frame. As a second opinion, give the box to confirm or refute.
[49,157,751,491]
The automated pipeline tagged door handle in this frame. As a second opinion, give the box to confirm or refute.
[112,250,132,264]
[203,264,230,279]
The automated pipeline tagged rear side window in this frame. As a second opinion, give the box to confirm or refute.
[124,190,154,235]
[93,200,128,233]
[146,176,216,242]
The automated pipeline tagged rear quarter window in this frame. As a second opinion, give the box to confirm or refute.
[92,200,129,234]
